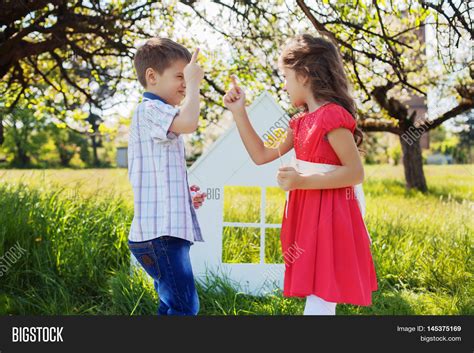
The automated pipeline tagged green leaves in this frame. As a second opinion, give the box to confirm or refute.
[0,0,156,136]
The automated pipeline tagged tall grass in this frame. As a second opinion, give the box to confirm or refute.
[0,184,131,314]
[0,165,472,315]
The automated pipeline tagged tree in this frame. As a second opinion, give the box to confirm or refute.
[0,0,160,145]
[453,109,474,163]
[2,107,48,167]
[178,0,473,192]
[49,123,88,167]
[86,112,103,167]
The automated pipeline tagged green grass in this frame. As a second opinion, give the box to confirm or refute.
[0,164,472,315]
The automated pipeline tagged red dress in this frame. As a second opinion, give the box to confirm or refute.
[280,103,378,306]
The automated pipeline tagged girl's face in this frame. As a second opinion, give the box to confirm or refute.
[279,63,309,108]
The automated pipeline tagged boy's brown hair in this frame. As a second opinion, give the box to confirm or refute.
[134,38,192,88]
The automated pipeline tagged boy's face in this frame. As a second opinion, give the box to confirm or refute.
[279,61,309,108]
[145,59,188,106]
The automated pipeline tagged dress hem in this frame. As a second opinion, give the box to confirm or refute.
[282,289,377,307]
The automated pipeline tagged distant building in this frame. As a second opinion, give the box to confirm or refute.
[116,147,127,168]
[405,21,429,150]
[426,153,453,165]
[406,94,430,149]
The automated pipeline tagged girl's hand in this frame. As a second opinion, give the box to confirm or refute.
[223,75,246,114]
[277,166,301,191]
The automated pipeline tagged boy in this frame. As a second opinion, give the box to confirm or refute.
[128,38,206,316]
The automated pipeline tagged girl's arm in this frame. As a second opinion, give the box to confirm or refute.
[224,76,293,165]
[232,109,293,165]
[277,128,364,190]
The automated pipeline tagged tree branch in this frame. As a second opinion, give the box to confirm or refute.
[418,101,474,132]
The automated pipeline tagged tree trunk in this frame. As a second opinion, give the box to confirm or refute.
[16,145,30,167]
[57,147,74,167]
[91,135,99,166]
[0,116,3,145]
[399,134,427,192]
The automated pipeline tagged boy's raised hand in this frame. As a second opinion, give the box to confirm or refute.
[184,48,204,87]
[223,75,246,113]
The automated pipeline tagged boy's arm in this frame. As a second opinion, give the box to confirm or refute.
[169,83,200,134]
[169,48,203,134]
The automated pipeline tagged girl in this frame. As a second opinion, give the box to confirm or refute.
[223,34,378,315]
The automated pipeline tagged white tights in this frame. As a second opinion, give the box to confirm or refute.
[304,294,337,315]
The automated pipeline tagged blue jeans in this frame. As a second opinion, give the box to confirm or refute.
[128,236,199,316]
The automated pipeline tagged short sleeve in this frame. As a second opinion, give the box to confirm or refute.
[143,100,179,143]
[289,111,304,131]
[289,117,296,131]
[320,105,356,134]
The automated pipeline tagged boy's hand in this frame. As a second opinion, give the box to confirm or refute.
[223,75,246,114]
[190,184,206,209]
[184,48,204,88]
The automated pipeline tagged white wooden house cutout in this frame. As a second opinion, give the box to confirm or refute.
[189,91,295,295]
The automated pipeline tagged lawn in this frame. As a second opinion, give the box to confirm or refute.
[0,164,472,315]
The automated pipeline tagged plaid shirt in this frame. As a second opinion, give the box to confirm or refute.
[127,92,204,243]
